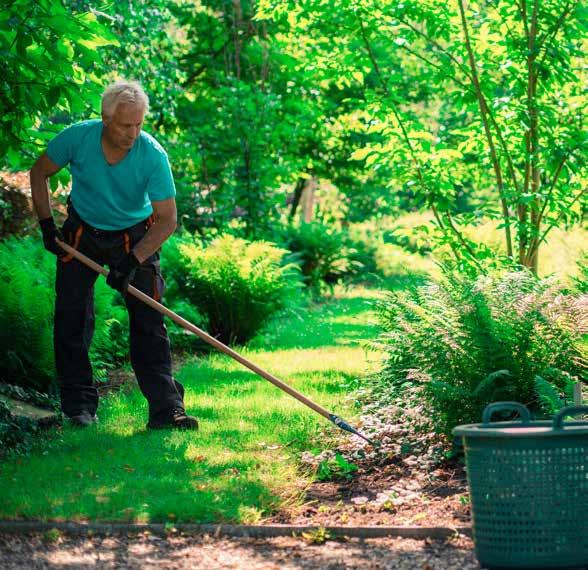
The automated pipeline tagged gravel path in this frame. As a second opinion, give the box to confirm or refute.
[0,532,483,569]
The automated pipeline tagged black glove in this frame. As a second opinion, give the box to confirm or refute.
[107,252,141,293]
[39,217,65,257]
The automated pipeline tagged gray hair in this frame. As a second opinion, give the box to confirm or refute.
[101,80,149,119]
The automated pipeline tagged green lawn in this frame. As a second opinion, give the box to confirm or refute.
[0,286,383,524]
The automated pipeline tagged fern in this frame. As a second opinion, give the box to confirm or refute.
[372,266,587,436]
[0,236,129,391]
[534,375,566,416]
[572,252,588,293]
[162,233,303,344]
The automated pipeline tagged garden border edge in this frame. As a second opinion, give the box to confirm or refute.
[0,521,471,539]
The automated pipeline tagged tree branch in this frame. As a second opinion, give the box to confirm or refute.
[524,0,541,271]
[181,37,234,87]
[395,42,469,89]
[457,0,513,258]
[524,150,578,264]
[390,14,472,81]
[534,0,578,77]
[527,187,587,257]
[444,211,486,271]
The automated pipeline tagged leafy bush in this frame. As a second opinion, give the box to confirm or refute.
[382,211,434,255]
[0,236,129,391]
[345,223,380,277]
[166,299,210,353]
[375,243,438,280]
[278,222,359,291]
[157,234,207,351]
[0,237,56,390]
[372,268,587,437]
[169,233,302,344]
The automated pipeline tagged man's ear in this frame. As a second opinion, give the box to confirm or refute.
[101,113,110,126]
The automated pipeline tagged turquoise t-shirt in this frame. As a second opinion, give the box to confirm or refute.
[46,119,176,230]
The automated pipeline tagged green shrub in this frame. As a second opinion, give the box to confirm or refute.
[382,211,434,255]
[375,243,439,280]
[159,233,209,352]
[372,268,587,437]
[278,222,359,291]
[345,223,379,277]
[90,283,129,381]
[170,233,302,344]
[0,236,129,391]
[165,299,210,353]
[343,221,438,284]
[0,237,56,390]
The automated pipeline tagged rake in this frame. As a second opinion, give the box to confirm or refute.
[56,239,378,448]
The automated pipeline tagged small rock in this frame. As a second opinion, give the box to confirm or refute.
[350,496,369,505]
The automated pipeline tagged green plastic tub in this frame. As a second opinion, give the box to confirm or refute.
[454,402,588,569]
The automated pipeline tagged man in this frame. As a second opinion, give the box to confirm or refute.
[30,79,198,430]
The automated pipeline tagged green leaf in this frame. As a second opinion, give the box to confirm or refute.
[349,147,373,161]
[408,131,436,142]
[352,71,364,84]
[434,149,463,160]
[78,35,120,50]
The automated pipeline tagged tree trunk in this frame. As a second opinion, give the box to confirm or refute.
[232,0,243,79]
[301,177,317,223]
[289,178,306,219]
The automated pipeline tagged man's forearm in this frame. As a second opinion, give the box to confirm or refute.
[132,220,176,263]
[30,168,52,220]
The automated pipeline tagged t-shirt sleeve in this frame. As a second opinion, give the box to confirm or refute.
[146,151,176,201]
[46,123,84,167]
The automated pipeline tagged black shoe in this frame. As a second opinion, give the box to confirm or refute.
[66,411,98,427]
[147,407,199,431]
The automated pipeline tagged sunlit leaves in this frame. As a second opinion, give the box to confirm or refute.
[0,2,119,169]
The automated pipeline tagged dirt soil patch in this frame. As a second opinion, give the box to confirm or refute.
[268,410,471,529]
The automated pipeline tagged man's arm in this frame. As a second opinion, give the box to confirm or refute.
[30,153,63,220]
[132,197,177,263]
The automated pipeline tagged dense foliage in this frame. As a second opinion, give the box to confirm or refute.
[1,1,117,182]
[277,222,359,291]
[0,237,129,391]
[372,268,587,436]
[259,0,587,273]
[165,233,302,344]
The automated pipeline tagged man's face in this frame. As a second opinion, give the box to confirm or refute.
[102,102,145,150]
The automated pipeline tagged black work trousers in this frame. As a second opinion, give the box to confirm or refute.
[54,204,184,419]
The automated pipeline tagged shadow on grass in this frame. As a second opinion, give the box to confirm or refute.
[249,294,380,351]
[178,361,359,396]
[0,426,282,524]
